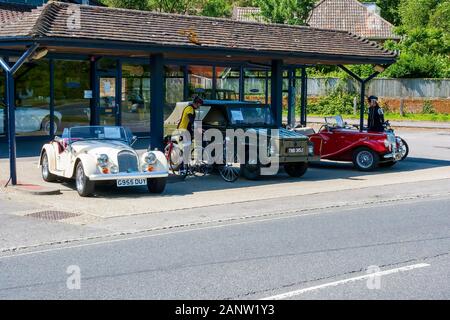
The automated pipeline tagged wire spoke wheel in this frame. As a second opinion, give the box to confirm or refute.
[191,147,213,176]
[218,163,240,182]
[356,150,374,169]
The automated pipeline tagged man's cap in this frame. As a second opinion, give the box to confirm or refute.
[368,95,378,102]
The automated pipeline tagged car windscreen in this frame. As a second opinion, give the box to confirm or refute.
[325,116,345,128]
[228,106,275,126]
[69,126,128,143]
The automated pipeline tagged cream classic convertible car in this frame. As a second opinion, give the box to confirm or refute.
[39,126,169,197]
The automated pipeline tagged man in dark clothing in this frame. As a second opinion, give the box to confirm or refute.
[367,95,385,132]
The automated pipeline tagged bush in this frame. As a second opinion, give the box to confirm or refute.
[422,100,436,114]
[307,92,359,115]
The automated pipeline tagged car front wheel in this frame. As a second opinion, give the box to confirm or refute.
[41,152,58,182]
[399,138,409,161]
[147,178,167,194]
[284,162,308,178]
[353,147,379,171]
[75,162,95,197]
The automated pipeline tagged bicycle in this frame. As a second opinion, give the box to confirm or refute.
[164,135,212,180]
[164,135,240,182]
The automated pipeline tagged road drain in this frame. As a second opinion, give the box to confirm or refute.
[25,211,81,221]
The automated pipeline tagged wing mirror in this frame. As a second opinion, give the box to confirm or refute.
[130,135,138,146]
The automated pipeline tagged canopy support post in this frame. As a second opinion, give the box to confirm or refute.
[338,65,379,132]
[300,67,308,127]
[0,43,39,186]
[287,67,296,127]
[150,53,165,151]
[270,59,283,127]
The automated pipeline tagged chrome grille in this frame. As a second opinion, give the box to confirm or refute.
[118,151,138,173]
[387,133,397,152]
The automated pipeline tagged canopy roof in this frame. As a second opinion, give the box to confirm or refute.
[0,1,397,66]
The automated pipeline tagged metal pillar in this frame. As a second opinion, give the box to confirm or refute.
[183,65,189,101]
[89,56,99,126]
[287,68,296,127]
[300,67,308,126]
[150,53,165,150]
[116,59,122,126]
[270,59,283,127]
[0,43,39,186]
[49,59,55,138]
[338,65,379,131]
[5,73,16,185]
[239,65,245,101]
[211,65,217,100]
[265,70,269,105]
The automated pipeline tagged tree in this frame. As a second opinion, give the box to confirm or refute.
[101,0,150,10]
[256,0,316,25]
[398,0,440,29]
[374,0,401,26]
[148,0,202,14]
[429,1,450,31]
[200,0,233,17]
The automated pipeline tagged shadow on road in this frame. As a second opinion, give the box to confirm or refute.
[58,156,450,199]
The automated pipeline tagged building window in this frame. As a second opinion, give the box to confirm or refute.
[164,65,184,136]
[54,60,91,134]
[188,65,213,99]
[215,67,240,101]
[245,69,270,104]
[15,60,51,136]
[121,62,150,134]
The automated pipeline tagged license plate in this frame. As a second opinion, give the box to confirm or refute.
[116,178,147,187]
[288,147,304,154]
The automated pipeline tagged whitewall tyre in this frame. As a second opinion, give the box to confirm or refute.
[41,152,58,182]
[75,162,95,197]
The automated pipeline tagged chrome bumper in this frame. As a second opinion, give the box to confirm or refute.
[383,152,402,161]
[88,170,168,181]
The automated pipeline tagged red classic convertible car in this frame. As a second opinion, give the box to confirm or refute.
[295,116,408,171]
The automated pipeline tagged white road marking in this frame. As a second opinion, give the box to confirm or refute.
[261,263,431,300]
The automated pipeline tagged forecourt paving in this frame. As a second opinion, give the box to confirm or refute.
[1,129,449,222]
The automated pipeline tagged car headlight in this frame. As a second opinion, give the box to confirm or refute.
[145,152,157,165]
[308,143,314,156]
[97,154,109,167]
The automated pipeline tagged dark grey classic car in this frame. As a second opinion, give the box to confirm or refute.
[178,100,319,180]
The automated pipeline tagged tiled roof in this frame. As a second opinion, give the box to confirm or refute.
[307,0,399,40]
[0,1,396,64]
[232,7,264,23]
[0,2,34,24]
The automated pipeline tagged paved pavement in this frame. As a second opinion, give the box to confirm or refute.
[0,194,449,299]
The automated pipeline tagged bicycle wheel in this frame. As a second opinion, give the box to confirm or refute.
[165,144,188,180]
[191,147,213,176]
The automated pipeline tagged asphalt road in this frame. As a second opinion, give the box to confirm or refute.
[1,193,449,300]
